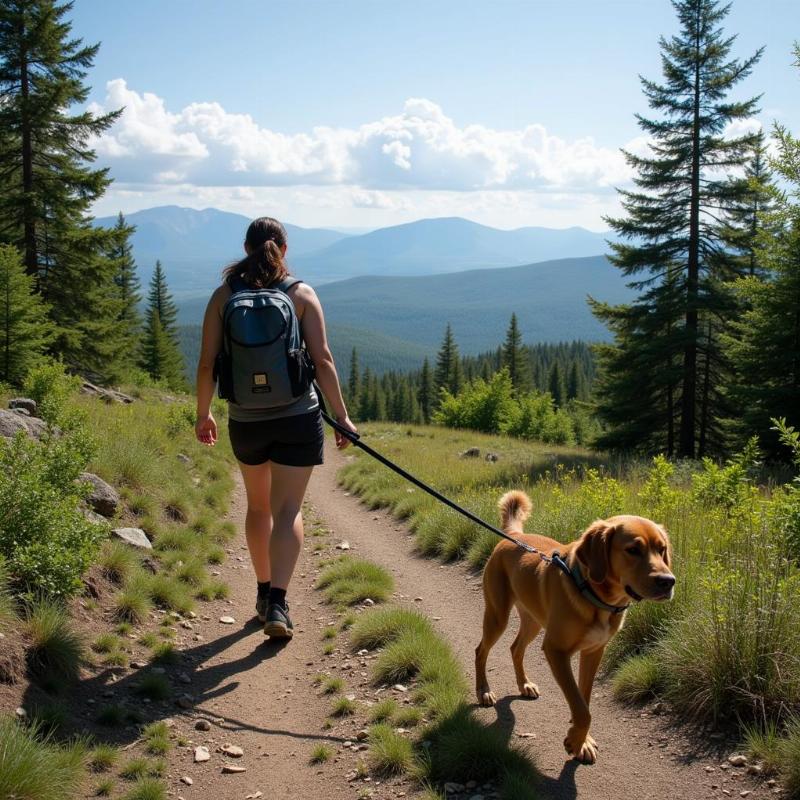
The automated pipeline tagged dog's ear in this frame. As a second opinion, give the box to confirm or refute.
[658,524,672,568]
[575,520,616,583]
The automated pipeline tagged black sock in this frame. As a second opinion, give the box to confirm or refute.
[268,587,287,608]
[257,580,271,597]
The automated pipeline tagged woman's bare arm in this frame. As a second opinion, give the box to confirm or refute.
[195,286,227,444]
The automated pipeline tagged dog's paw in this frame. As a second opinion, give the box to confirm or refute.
[519,681,540,699]
[479,690,497,707]
[564,728,598,764]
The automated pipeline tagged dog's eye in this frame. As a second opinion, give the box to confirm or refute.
[625,546,641,557]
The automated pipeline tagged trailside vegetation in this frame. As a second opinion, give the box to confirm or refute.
[140,261,186,389]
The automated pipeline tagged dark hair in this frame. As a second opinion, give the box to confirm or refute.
[223,216,289,288]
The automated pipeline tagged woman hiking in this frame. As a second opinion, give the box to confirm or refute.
[194,216,357,639]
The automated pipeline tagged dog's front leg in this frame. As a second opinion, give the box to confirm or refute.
[577,646,605,751]
[543,638,598,764]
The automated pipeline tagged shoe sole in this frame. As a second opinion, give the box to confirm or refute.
[264,620,294,639]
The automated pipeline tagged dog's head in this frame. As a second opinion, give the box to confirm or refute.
[575,515,675,602]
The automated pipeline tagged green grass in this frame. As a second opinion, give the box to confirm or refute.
[0,716,86,800]
[340,612,357,630]
[115,621,133,636]
[150,642,179,664]
[368,698,398,723]
[103,648,129,668]
[612,653,664,703]
[368,723,414,775]
[146,573,196,615]
[195,579,229,601]
[322,676,344,694]
[394,706,424,727]
[99,541,141,585]
[322,642,335,656]
[92,633,121,654]
[96,704,127,726]
[120,778,166,800]
[142,721,171,756]
[138,632,158,648]
[134,674,171,702]
[331,696,357,717]
[95,777,115,796]
[24,599,84,684]
[120,758,165,780]
[89,743,119,772]
[316,557,395,606]
[322,626,337,640]
[310,744,332,764]
[114,570,154,623]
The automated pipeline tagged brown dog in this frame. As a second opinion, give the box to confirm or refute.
[475,490,675,764]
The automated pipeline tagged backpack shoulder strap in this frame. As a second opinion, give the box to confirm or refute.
[273,276,303,293]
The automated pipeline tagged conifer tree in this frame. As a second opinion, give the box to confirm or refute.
[434,324,461,405]
[348,347,360,410]
[418,357,433,424]
[0,0,123,377]
[501,313,531,392]
[141,261,185,387]
[108,212,142,375]
[547,362,565,407]
[597,0,763,457]
[566,360,584,401]
[0,244,51,384]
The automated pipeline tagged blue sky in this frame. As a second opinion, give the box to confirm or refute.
[74,0,800,230]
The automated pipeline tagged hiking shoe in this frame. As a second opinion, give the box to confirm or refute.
[264,602,294,639]
[256,592,268,624]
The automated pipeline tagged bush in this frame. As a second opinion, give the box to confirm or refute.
[0,433,102,598]
[25,598,84,684]
[22,361,81,428]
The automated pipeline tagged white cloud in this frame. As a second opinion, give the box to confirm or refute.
[89,79,632,193]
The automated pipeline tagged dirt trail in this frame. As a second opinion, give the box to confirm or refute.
[306,443,772,800]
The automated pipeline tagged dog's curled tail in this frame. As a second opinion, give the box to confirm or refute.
[498,490,532,531]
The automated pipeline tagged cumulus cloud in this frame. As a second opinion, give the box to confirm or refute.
[89,79,632,193]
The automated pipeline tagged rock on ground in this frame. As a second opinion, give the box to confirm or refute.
[8,398,37,416]
[112,527,152,550]
[79,472,120,517]
[80,380,134,404]
[0,409,47,440]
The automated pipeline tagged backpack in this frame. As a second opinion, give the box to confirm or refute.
[214,275,315,409]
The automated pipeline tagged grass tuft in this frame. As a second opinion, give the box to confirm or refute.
[316,557,394,606]
[134,674,171,702]
[120,777,167,800]
[310,744,332,764]
[89,743,119,772]
[612,653,664,703]
[322,676,344,695]
[25,599,84,684]
[0,717,86,800]
[331,696,357,717]
[368,698,398,723]
[368,723,414,775]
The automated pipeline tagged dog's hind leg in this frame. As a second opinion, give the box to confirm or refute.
[475,581,512,707]
[511,607,542,699]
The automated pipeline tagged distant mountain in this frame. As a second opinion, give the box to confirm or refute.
[94,206,349,295]
[314,255,632,354]
[291,217,616,284]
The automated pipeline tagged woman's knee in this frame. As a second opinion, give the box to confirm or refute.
[272,505,303,532]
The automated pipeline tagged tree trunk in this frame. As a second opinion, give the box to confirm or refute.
[698,322,712,458]
[679,17,702,459]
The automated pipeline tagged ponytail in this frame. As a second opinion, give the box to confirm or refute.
[223,216,289,288]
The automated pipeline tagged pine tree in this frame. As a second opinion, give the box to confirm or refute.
[108,212,142,376]
[501,313,531,392]
[418,357,433,424]
[0,0,123,376]
[597,0,763,458]
[566,360,584,401]
[723,47,800,456]
[547,362,565,407]
[141,261,184,387]
[348,347,360,411]
[433,324,461,405]
[0,244,51,384]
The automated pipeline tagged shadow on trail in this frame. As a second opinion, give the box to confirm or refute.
[487,694,579,800]
[21,614,348,751]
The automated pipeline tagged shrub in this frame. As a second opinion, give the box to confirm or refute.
[0,433,103,597]
[0,717,86,800]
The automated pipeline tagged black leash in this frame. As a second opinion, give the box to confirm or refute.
[314,386,537,554]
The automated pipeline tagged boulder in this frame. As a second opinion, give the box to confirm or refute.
[79,472,120,517]
[82,507,110,526]
[460,447,481,458]
[112,527,152,550]
[485,452,499,462]
[80,380,134,405]
[0,409,47,440]
[8,398,37,416]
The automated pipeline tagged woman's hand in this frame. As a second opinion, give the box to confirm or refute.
[334,415,358,450]
[195,413,218,446]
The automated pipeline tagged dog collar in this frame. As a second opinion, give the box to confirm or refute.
[550,553,630,615]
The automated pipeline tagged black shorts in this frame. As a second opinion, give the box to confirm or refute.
[228,411,324,467]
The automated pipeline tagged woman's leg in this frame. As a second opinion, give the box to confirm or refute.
[268,463,314,592]
[237,461,272,583]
